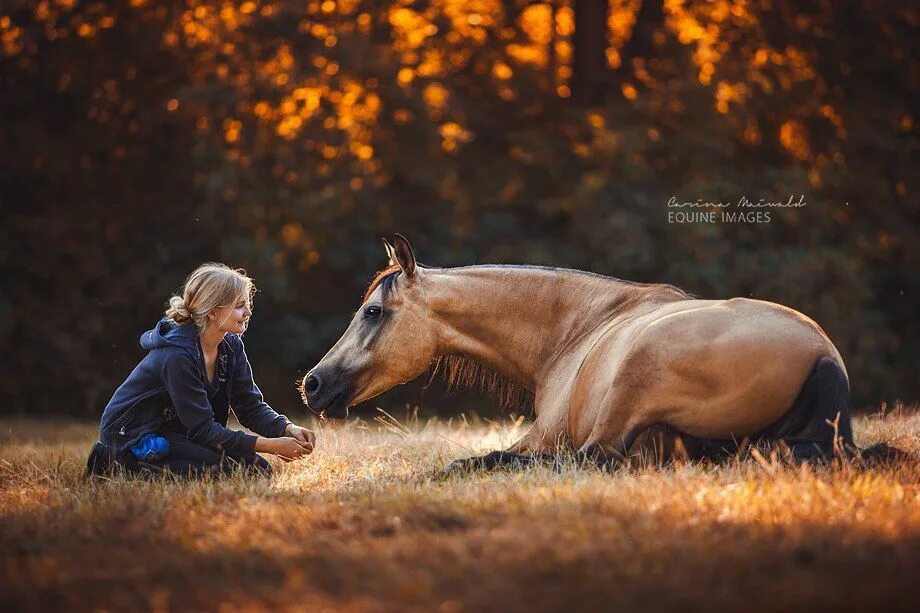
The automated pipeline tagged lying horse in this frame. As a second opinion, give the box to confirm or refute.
[303,234,858,469]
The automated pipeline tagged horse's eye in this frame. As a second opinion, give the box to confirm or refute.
[364,305,382,319]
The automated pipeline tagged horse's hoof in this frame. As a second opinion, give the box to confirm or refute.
[443,459,473,476]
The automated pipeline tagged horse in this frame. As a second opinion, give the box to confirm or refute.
[302,234,860,471]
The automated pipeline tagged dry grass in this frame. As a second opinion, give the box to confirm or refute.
[2,408,919,612]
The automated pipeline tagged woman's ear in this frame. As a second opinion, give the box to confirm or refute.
[392,234,417,278]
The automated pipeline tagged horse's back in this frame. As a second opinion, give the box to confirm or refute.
[586,297,846,440]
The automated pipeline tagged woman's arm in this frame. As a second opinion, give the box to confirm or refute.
[254,435,312,460]
[164,350,310,460]
[282,423,316,451]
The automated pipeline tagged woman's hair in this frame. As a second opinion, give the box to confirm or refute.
[165,263,256,332]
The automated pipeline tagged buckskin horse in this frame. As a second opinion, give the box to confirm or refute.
[302,235,865,471]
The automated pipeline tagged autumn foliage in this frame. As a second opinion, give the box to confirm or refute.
[1,1,916,415]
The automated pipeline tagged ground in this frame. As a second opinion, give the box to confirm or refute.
[2,408,919,612]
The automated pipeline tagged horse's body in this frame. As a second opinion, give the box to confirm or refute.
[304,237,854,468]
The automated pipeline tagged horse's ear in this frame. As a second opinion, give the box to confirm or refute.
[392,234,417,279]
[381,238,397,266]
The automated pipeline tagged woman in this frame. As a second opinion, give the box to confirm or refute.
[87,263,315,477]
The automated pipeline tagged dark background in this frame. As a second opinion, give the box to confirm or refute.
[1,0,917,418]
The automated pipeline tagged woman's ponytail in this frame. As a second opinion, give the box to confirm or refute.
[165,295,193,325]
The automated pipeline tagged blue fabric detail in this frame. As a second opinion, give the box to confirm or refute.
[130,433,170,462]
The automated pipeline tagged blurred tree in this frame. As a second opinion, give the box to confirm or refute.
[572,0,609,105]
[0,0,916,417]
[615,0,666,83]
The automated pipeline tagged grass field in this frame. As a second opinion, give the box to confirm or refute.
[2,408,919,612]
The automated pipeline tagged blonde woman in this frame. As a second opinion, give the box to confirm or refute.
[87,264,315,477]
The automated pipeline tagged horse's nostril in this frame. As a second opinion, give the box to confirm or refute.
[304,374,321,395]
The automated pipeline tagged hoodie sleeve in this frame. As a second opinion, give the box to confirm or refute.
[229,340,291,438]
[161,351,258,455]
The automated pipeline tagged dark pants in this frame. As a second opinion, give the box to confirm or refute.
[86,432,271,478]
[156,431,272,476]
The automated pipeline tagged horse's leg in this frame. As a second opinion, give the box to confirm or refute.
[442,415,566,474]
[572,368,659,469]
[503,420,565,455]
[629,424,700,467]
[443,450,552,474]
[576,396,648,470]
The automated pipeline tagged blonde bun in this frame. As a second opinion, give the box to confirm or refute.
[165,295,193,324]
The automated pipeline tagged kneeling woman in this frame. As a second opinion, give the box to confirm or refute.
[87,263,315,477]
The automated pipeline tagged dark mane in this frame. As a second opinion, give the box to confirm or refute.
[429,355,534,412]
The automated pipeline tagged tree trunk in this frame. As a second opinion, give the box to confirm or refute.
[616,0,666,80]
[571,0,609,106]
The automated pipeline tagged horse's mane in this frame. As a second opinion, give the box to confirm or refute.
[365,263,692,306]
[363,262,688,412]
[429,354,535,412]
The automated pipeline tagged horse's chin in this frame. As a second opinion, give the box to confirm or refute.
[309,378,383,420]
[322,384,385,419]
[318,392,351,420]
[303,387,349,419]
[321,405,350,420]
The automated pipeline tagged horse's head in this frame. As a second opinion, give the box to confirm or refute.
[301,234,439,418]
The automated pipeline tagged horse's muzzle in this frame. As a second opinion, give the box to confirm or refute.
[301,371,352,419]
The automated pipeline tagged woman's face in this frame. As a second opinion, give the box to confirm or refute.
[210,297,252,335]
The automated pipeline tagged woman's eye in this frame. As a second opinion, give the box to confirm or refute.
[364,305,382,319]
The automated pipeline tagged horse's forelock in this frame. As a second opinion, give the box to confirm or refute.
[363,265,402,303]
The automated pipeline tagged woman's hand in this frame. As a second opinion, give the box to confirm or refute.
[284,423,316,453]
[255,436,311,461]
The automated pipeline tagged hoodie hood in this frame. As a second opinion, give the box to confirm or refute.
[140,318,199,352]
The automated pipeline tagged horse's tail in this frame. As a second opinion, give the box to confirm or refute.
[787,357,912,465]
[770,356,854,448]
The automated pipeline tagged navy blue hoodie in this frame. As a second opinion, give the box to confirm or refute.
[99,318,291,455]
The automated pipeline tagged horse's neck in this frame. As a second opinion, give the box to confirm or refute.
[425,266,654,390]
